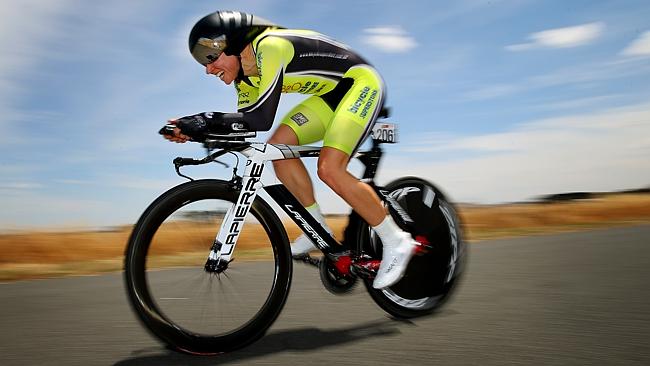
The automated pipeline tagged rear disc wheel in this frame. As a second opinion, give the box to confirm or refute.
[362,177,466,318]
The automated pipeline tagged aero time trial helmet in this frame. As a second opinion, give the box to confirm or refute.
[188,11,280,65]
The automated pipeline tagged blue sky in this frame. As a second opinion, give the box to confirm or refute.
[1,0,649,229]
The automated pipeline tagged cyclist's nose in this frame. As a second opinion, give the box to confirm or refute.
[206,62,217,74]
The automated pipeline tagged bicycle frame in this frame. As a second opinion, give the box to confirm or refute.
[204,137,412,268]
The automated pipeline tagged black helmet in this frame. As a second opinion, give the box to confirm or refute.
[188,11,280,65]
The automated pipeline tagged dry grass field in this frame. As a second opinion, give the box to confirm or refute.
[1,193,648,281]
[461,193,650,239]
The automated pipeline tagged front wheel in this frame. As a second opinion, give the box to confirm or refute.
[124,179,292,354]
[361,177,467,318]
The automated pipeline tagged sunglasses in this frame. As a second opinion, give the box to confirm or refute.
[191,36,228,65]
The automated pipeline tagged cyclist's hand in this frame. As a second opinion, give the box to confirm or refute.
[160,120,191,143]
[160,113,217,142]
[159,112,250,143]
[174,113,212,142]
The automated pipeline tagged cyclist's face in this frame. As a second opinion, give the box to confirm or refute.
[205,53,240,85]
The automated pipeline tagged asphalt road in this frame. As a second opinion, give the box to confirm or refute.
[2,225,649,365]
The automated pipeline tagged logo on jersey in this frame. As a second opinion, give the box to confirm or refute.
[348,87,378,118]
[299,52,349,60]
[290,112,309,126]
[282,81,320,94]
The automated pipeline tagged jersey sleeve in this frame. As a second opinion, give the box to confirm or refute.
[237,36,294,131]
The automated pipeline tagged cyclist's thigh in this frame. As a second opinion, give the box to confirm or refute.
[324,65,385,156]
[268,124,299,144]
[280,96,334,145]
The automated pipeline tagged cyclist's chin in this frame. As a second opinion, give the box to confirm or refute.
[221,75,235,85]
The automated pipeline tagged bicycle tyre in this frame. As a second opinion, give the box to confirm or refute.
[124,179,292,354]
[361,177,467,318]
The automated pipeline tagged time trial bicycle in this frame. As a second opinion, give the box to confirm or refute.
[124,112,466,355]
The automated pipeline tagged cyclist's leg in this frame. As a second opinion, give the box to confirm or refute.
[268,125,316,206]
[268,96,332,206]
[317,65,386,226]
[318,147,385,225]
[317,65,416,289]
[269,96,335,255]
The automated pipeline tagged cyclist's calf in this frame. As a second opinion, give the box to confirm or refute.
[317,147,385,226]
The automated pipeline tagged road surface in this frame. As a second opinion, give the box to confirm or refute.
[1,225,649,365]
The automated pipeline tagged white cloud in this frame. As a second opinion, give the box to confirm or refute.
[621,30,650,57]
[506,22,605,51]
[362,26,418,53]
[381,102,650,203]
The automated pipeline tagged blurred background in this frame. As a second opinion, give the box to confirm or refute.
[1,0,648,231]
[1,2,649,365]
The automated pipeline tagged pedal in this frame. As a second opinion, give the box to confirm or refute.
[292,253,320,267]
[324,252,353,277]
[414,235,433,256]
[351,257,381,279]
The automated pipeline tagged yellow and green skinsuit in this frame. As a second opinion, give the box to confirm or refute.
[234,29,385,155]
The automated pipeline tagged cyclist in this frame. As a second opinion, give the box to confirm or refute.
[163,11,418,289]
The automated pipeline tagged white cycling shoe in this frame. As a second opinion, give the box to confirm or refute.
[372,233,418,289]
[290,234,318,256]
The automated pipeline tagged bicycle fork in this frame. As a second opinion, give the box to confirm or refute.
[205,156,266,273]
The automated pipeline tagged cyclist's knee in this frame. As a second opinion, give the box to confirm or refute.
[317,164,341,192]
[317,150,348,191]
[316,159,331,178]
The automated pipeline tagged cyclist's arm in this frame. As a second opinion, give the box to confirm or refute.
[223,36,293,131]
[166,37,293,137]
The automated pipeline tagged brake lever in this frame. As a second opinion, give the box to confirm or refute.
[173,157,196,181]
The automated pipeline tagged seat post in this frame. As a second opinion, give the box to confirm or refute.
[357,140,383,180]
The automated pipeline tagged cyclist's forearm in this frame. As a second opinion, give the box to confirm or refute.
[236,72,284,131]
